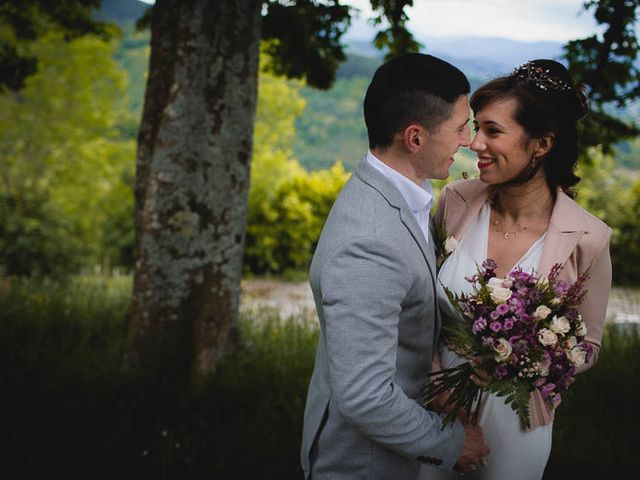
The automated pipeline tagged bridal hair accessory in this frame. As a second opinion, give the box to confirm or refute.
[511,61,573,92]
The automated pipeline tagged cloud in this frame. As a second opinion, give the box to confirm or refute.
[344,0,607,43]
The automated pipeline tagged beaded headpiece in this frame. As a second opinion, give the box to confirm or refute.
[511,61,573,92]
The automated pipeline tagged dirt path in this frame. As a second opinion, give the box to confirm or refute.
[241,280,640,324]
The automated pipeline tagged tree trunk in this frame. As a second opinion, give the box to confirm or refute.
[125,0,262,379]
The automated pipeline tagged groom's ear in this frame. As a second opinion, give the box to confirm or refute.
[402,124,423,153]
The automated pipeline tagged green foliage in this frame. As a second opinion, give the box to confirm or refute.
[246,162,349,275]
[0,33,136,275]
[0,0,112,90]
[261,1,351,89]
[564,0,640,151]
[575,148,640,284]
[247,62,350,276]
[369,0,422,59]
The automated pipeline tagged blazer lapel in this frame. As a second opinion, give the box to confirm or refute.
[444,181,492,242]
[355,157,437,275]
[538,191,586,276]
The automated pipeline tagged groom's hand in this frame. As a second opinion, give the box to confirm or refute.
[453,422,490,474]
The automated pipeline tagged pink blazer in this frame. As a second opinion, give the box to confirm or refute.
[434,178,612,429]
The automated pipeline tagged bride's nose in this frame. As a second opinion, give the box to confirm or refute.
[470,132,486,153]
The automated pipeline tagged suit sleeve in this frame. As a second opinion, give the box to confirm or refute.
[319,237,464,469]
[575,232,612,374]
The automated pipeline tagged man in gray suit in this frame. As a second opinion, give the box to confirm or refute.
[301,53,489,479]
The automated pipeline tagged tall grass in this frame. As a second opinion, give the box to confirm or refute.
[544,323,640,478]
[1,277,638,478]
[0,277,318,479]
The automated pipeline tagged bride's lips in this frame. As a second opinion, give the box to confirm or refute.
[477,157,496,169]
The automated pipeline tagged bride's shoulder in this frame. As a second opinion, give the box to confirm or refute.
[442,178,490,202]
[556,192,612,244]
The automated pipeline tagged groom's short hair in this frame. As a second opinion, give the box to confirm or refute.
[364,53,470,149]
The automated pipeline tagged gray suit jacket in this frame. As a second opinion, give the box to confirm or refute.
[301,158,465,479]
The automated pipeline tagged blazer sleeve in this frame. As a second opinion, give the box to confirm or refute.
[575,231,612,374]
[319,236,465,469]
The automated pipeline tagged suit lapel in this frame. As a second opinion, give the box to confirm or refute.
[355,158,437,274]
[538,191,586,276]
[354,157,442,349]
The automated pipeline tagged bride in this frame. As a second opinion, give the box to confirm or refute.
[421,59,612,479]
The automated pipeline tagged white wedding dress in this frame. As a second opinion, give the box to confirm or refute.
[419,203,552,480]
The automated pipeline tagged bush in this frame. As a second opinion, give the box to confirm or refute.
[245,162,348,275]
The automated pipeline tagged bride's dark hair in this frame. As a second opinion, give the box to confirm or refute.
[470,59,588,198]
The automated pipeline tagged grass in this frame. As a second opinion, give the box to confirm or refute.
[0,276,317,479]
[0,276,638,478]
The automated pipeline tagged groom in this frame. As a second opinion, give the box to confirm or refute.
[300,53,488,479]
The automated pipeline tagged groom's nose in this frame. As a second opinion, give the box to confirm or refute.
[460,125,471,147]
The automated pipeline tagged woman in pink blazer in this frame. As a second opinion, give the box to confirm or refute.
[422,60,612,480]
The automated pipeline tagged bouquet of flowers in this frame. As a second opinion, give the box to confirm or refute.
[423,259,591,429]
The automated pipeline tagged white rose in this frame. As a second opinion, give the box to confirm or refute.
[490,286,512,304]
[550,315,571,335]
[502,278,513,288]
[538,328,558,346]
[575,319,588,337]
[535,360,550,376]
[532,305,552,320]
[564,336,577,349]
[487,277,504,289]
[493,338,513,362]
[567,346,587,367]
[444,236,459,254]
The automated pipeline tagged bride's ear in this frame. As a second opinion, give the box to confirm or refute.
[534,133,555,158]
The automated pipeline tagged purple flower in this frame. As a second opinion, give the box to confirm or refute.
[472,317,488,334]
[554,280,569,295]
[540,383,556,397]
[496,303,510,315]
[583,342,594,361]
[490,310,501,320]
[490,321,502,332]
[503,319,515,330]
[533,377,547,388]
[494,365,508,378]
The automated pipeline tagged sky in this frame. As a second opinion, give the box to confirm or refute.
[138,0,627,44]
[344,0,607,43]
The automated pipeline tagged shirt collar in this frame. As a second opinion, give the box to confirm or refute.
[366,150,434,213]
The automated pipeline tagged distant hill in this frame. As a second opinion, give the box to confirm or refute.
[346,36,565,81]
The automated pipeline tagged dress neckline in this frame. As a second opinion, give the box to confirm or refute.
[480,203,547,276]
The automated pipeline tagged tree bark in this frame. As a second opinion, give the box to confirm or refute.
[125,0,262,379]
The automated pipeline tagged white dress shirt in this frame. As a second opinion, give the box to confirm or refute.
[366,150,434,244]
